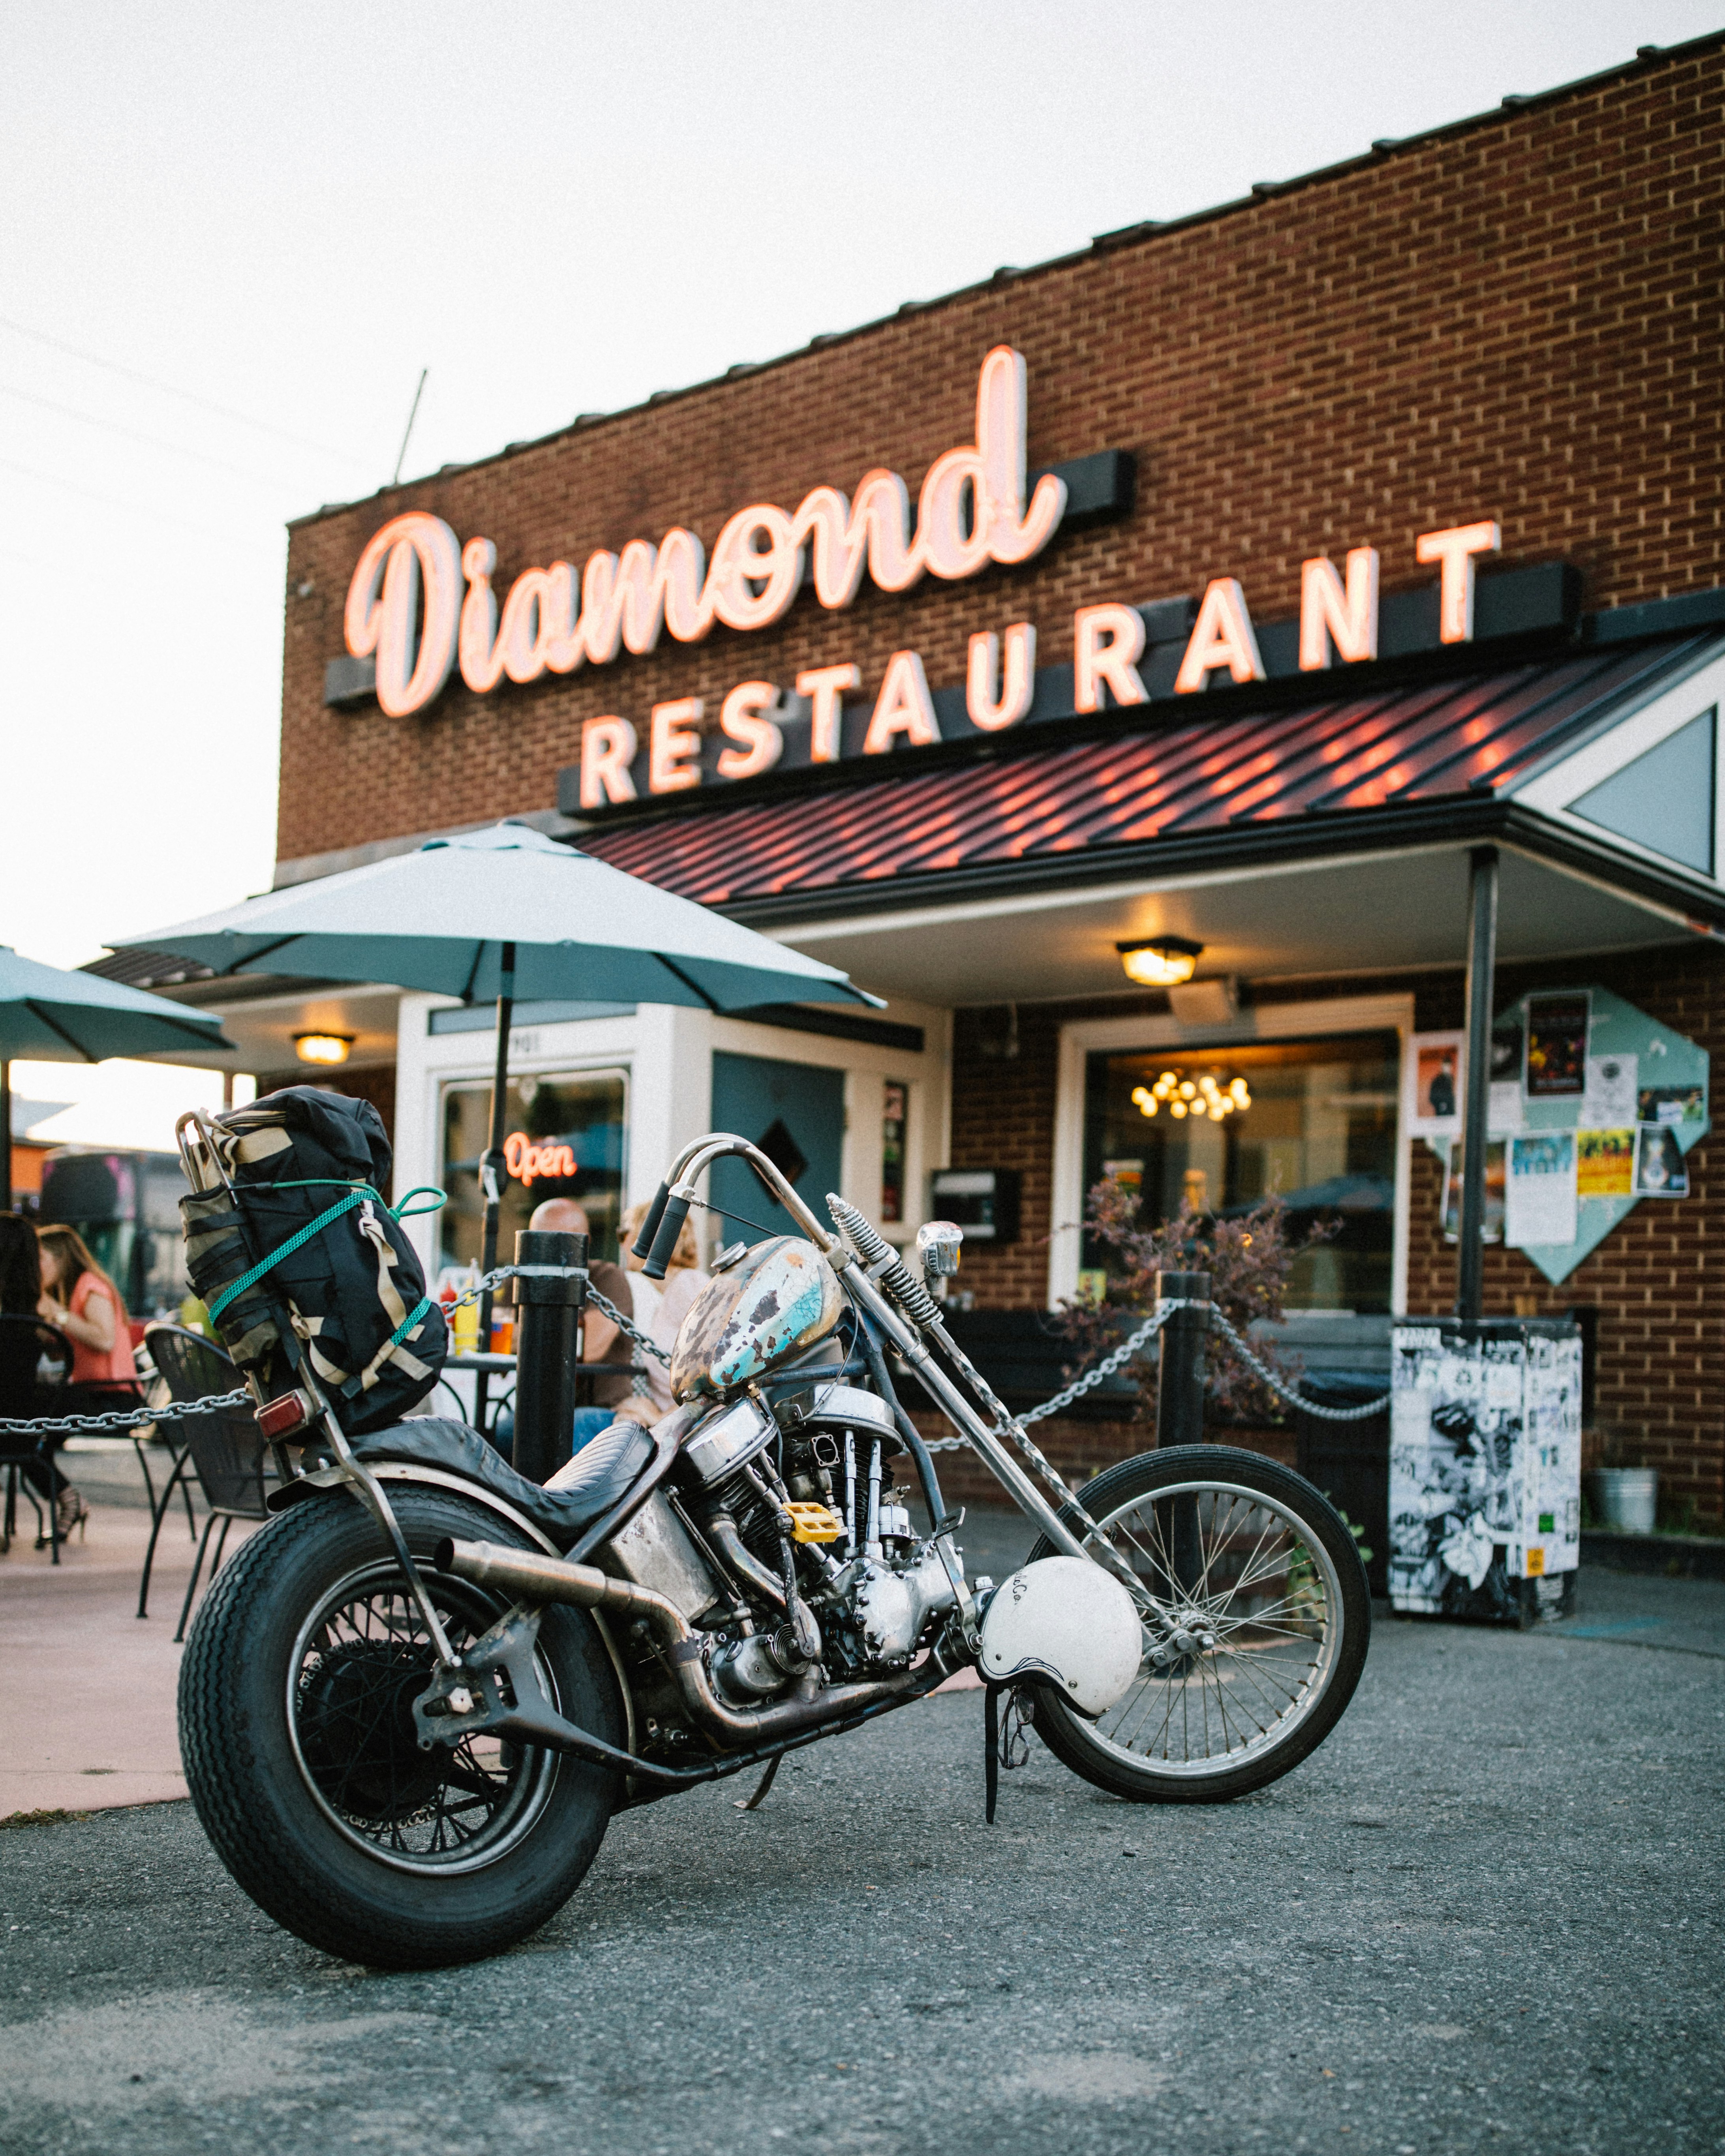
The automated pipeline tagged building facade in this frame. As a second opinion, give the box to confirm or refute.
[126,37,1725,1522]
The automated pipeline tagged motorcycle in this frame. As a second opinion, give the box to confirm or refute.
[175,1127,1370,1969]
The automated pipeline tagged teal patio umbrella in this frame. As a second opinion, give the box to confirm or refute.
[116,822,882,1412]
[0,945,236,1204]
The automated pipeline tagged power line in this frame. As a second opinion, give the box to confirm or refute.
[0,455,278,545]
[0,381,297,490]
[0,312,367,465]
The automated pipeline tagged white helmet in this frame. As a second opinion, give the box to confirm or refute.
[977,1557,1143,1718]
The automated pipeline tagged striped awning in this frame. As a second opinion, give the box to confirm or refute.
[580,636,1711,913]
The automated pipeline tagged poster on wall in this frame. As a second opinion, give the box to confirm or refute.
[1404,1031,1464,1136]
[1638,1083,1706,1126]
[1576,1128,1635,1197]
[1635,1122,1689,1196]
[1579,1053,1637,1127]
[1505,1132,1578,1248]
[1440,1139,1505,1242]
[1423,985,1709,1284]
[1524,991,1590,1098]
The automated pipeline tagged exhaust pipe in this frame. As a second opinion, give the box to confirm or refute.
[435,1538,914,1745]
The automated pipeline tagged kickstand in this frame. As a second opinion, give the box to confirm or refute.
[734,1754,782,1813]
[984,1683,1002,1824]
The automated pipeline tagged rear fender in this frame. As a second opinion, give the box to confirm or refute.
[268,1462,636,1756]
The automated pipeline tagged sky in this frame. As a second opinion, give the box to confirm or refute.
[2,0,1719,1146]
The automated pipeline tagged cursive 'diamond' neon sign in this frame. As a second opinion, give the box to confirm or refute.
[342,347,1068,719]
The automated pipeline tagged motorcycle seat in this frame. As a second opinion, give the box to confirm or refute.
[344,1415,655,1549]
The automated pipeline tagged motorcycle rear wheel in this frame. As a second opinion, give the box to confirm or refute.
[1028,1445,1369,1804]
[178,1485,625,1968]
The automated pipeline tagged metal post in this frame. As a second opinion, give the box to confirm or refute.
[1154,1269,1210,1449]
[1457,847,1499,1322]
[0,1058,10,1213]
[1154,1267,1209,1602]
[511,1227,586,1485]
[474,940,516,1437]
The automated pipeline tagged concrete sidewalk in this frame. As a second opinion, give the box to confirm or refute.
[0,1464,256,1820]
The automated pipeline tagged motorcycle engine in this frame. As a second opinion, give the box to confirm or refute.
[672,1381,960,1696]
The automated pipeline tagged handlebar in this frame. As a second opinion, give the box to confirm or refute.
[631,1133,842,1278]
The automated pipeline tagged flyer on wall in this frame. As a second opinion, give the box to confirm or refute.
[1404,1032,1464,1136]
[1441,1139,1506,1242]
[1505,1132,1579,1246]
[1637,1082,1706,1126]
[1579,1053,1637,1128]
[1576,1128,1635,1197]
[1634,1123,1689,1196]
[1524,991,1590,1098]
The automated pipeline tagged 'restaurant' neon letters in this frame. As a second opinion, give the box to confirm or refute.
[796,663,862,762]
[1299,547,1380,671]
[967,624,1038,730]
[1175,578,1265,692]
[863,652,940,753]
[1417,521,1502,644]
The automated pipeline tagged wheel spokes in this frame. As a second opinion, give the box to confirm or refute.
[1085,1480,1340,1771]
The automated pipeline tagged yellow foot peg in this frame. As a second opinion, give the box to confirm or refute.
[784,1501,845,1544]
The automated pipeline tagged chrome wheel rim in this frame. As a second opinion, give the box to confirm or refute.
[1074,1479,1344,1778]
[287,1560,559,1874]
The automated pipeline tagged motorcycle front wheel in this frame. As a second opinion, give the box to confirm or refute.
[178,1485,625,1968]
[1028,1445,1369,1804]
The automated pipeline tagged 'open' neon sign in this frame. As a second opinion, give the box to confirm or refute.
[503,1131,576,1185]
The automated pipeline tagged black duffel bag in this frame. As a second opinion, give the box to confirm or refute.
[180,1086,448,1434]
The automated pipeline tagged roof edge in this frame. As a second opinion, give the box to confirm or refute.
[286,31,1725,532]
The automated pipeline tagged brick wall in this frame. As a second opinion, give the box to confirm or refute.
[278,41,1724,867]
[944,941,1725,1526]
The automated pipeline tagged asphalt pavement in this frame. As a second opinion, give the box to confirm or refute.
[2,1539,1721,2156]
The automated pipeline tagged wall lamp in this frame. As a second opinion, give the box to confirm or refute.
[1116,935,1204,989]
[294,1032,354,1066]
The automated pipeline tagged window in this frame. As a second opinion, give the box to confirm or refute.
[1080,1032,1399,1312]
[881,1081,907,1223]
[439,1069,627,1272]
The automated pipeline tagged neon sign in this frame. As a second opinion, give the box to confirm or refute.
[567,520,1504,807]
[342,347,1068,720]
[503,1130,577,1185]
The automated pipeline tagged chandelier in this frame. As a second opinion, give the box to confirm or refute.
[1131,1070,1252,1121]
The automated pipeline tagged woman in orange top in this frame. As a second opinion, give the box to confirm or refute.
[37,1224,137,1387]
[35,1225,139,1540]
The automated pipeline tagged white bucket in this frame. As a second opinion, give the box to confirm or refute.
[1591,1467,1659,1535]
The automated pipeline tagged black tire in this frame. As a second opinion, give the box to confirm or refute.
[178,1485,626,1968]
[1027,1445,1370,1805]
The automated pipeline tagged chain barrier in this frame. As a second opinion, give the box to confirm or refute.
[0,1268,1385,1441]
[916,1293,1389,1448]
[0,1387,253,1438]
[1201,1306,1391,1422]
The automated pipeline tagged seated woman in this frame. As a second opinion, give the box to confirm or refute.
[0,1213,82,1542]
[36,1225,138,1538]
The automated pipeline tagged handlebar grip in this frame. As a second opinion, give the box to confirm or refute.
[632,1182,671,1262]
[643,1192,691,1280]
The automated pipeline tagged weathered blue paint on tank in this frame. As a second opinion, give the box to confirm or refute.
[669,1237,844,1401]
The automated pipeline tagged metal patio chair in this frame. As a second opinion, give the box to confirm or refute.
[0,1313,75,1561]
[136,1325,268,1625]
[168,1386,273,1640]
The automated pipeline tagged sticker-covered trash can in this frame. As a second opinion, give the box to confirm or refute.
[1388,1318,1581,1625]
